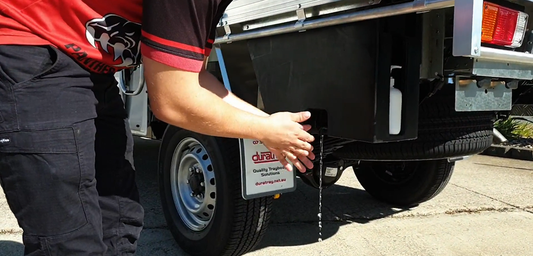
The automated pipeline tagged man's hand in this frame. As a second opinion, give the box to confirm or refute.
[259,112,316,173]
[198,70,316,172]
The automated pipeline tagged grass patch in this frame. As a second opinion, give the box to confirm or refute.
[494,117,533,140]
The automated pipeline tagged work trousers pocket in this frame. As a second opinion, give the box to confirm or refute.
[0,45,59,133]
[0,127,90,237]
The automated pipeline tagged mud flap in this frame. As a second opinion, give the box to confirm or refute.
[239,139,296,200]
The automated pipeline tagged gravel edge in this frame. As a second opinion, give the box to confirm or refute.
[481,144,533,161]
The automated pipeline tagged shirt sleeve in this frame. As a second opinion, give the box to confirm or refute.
[140,0,229,73]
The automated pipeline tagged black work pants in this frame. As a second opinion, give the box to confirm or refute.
[0,45,144,255]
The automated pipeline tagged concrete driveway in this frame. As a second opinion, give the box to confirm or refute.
[1,137,532,256]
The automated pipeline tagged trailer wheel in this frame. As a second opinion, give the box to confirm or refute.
[354,160,454,207]
[159,127,272,256]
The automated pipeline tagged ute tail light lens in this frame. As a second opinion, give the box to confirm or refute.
[481,2,529,48]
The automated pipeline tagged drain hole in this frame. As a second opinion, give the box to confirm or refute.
[203,212,209,217]
[210,192,216,199]
[210,178,215,185]
[202,154,208,160]
[207,165,213,172]
[196,148,202,153]
[208,204,214,210]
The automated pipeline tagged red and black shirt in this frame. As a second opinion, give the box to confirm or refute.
[0,0,232,74]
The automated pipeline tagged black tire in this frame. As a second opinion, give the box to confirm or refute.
[159,127,272,256]
[354,160,454,207]
[333,85,495,160]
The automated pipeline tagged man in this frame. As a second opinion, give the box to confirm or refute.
[0,0,316,255]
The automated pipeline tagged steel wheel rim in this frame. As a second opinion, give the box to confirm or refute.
[170,137,217,232]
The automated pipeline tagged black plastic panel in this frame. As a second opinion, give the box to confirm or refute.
[247,16,421,142]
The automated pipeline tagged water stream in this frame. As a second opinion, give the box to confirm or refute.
[318,134,324,242]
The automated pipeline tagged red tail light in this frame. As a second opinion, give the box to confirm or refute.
[481,2,529,48]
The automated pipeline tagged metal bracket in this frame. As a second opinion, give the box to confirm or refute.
[118,66,145,96]
[295,6,307,31]
[420,10,445,78]
[221,21,232,42]
[455,77,512,112]
[453,0,484,57]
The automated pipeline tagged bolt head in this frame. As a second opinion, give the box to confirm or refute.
[200,182,204,186]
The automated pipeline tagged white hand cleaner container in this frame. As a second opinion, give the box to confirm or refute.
[389,67,402,135]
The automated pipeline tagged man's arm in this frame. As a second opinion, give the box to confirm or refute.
[201,56,268,117]
[198,66,268,117]
[143,57,315,172]
[144,57,266,139]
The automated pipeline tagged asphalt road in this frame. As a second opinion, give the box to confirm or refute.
[1,137,533,256]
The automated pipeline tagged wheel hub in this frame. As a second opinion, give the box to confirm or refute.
[170,138,217,232]
[188,166,205,196]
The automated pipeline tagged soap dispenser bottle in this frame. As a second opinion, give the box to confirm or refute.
[389,72,402,135]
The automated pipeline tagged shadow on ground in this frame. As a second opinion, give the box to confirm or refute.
[251,178,410,251]
[0,240,23,256]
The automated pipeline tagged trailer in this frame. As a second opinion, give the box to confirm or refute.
[117,0,533,255]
